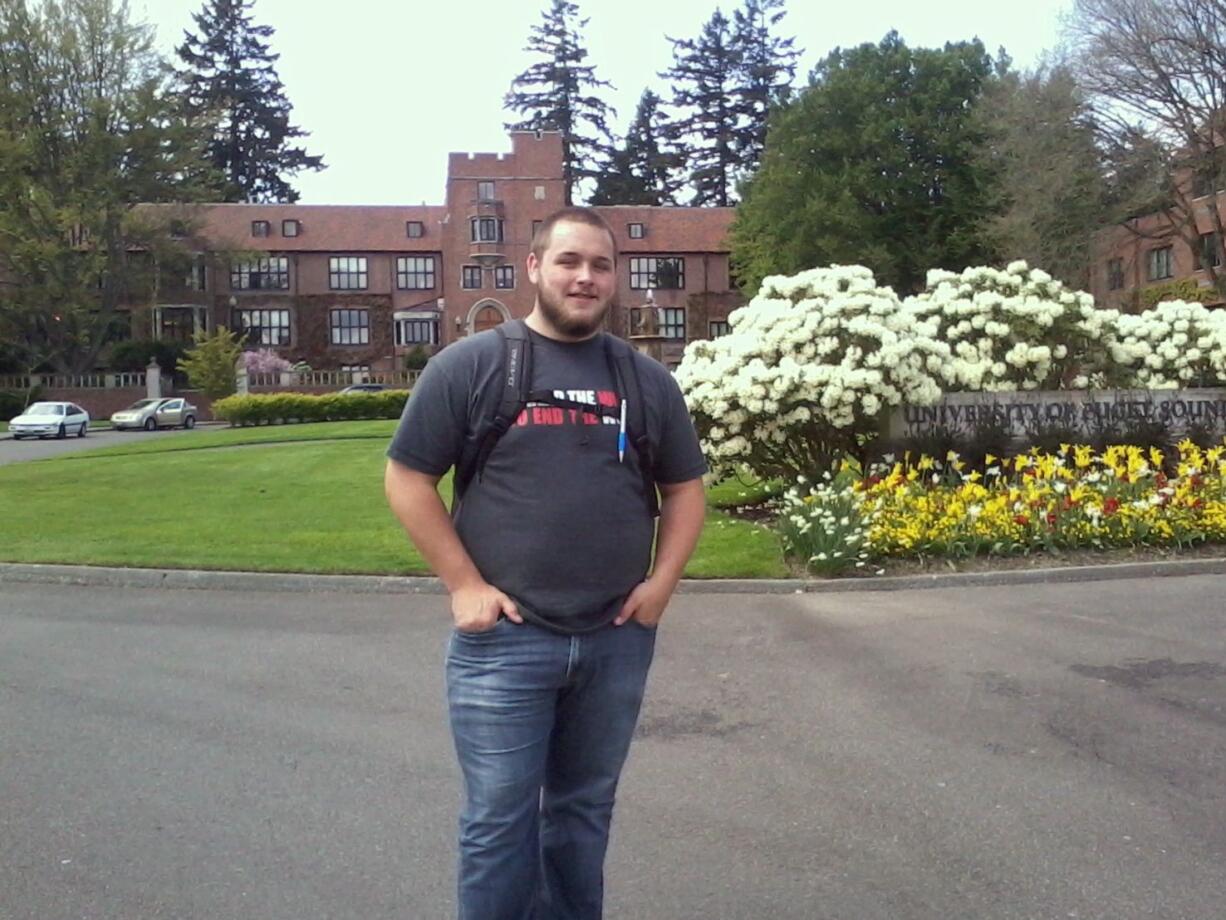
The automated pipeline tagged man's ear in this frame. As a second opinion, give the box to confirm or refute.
[526,251,541,286]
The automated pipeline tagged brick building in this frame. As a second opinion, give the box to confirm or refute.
[141,131,742,371]
[1091,171,1226,312]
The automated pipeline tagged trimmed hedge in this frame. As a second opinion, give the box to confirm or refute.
[212,390,409,426]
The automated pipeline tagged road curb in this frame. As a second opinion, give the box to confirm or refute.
[2,556,1225,596]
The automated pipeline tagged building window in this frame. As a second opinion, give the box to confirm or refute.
[397,256,435,290]
[282,219,300,238]
[661,307,686,340]
[395,316,439,345]
[1106,258,1124,291]
[629,256,685,290]
[251,220,271,238]
[341,363,371,377]
[709,319,730,338]
[462,265,482,289]
[406,220,425,238]
[185,255,207,292]
[532,219,543,241]
[330,308,370,345]
[628,222,645,239]
[233,308,290,346]
[169,219,189,239]
[470,217,504,243]
[329,256,368,290]
[1200,233,1222,269]
[494,265,514,289]
[230,256,289,291]
[1146,246,1174,281]
[477,180,495,201]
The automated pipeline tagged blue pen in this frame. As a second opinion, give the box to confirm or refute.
[617,399,627,463]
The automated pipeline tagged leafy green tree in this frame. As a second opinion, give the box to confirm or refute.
[176,0,324,203]
[660,8,740,206]
[180,326,244,398]
[731,32,998,294]
[729,0,800,177]
[0,0,218,374]
[503,0,616,204]
[590,89,682,205]
[975,62,1107,289]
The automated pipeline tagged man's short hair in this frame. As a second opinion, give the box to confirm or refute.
[530,207,618,261]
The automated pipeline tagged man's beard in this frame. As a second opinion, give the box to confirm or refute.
[536,285,610,338]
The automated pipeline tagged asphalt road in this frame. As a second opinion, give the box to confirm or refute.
[2,577,1224,919]
[0,426,203,464]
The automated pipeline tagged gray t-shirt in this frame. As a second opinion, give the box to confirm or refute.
[387,325,707,633]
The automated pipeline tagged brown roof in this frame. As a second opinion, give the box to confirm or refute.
[139,203,447,253]
[595,205,735,254]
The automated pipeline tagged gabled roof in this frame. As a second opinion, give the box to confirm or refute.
[595,205,735,253]
[140,203,447,252]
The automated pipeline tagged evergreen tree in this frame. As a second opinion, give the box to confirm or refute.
[729,0,800,176]
[176,0,324,203]
[590,89,681,205]
[660,9,740,206]
[503,0,616,204]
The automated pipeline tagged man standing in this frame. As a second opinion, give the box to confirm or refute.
[384,206,707,920]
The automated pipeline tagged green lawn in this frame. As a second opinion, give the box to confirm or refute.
[0,422,787,578]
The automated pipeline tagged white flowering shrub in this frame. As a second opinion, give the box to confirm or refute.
[675,265,953,481]
[1108,300,1226,388]
[905,261,1119,392]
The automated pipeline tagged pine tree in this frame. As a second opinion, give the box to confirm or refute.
[660,9,741,206]
[176,0,324,203]
[590,90,681,205]
[729,0,800,176]
[504,0,616,204]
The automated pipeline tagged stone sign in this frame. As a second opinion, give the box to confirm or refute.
[889,388,1226,443]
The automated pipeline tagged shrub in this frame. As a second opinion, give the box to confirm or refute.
[676,265,953,482]
[212,389,409,425]
[0,386,42,422]
[1107,300,1226,388]
[777,467,873,576]
[109,340,187,373]
[242,349,293,375]
[181,327,245,399]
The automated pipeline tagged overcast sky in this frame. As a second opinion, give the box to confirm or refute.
[132,0,1073,205]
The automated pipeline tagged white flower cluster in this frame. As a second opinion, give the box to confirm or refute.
[906,261,1117,392]
[1108,300,1226,388]
[675,265,953,480]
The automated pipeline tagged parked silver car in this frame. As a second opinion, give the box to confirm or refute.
[111,397,198,431]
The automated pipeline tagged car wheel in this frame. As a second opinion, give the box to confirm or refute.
[56,424,66,439]
[144,417,157,431]
[183,415,196,430]
[11,434,22,440]
[78,423,87,437]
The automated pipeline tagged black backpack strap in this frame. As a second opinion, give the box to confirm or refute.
[605,335,660,518]
[454,320,532,500]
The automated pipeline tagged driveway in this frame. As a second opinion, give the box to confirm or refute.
[2,576,1224,919]
[0,426,204,464]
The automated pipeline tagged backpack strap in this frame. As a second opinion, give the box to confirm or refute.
[453,320,531,501]
[604,335,660,519]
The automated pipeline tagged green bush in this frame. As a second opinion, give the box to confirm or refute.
[0,387,42,422]
[109,340,187,373]
[212,389,409,426]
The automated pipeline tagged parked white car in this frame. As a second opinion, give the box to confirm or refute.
[111,397,198,431]
[8,402,91,439]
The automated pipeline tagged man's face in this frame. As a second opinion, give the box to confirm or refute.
[526,220,617,340]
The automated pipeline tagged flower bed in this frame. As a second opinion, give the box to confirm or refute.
[779,441,1226,575]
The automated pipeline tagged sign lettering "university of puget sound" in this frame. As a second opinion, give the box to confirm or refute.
[888,389,1226,441]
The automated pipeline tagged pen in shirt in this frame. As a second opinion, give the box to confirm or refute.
[618,399,627,463]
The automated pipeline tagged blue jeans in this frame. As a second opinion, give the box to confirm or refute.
[445,617,657,920]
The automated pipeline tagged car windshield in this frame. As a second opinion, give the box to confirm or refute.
[127,399,160,410]
[27,403,64,415]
